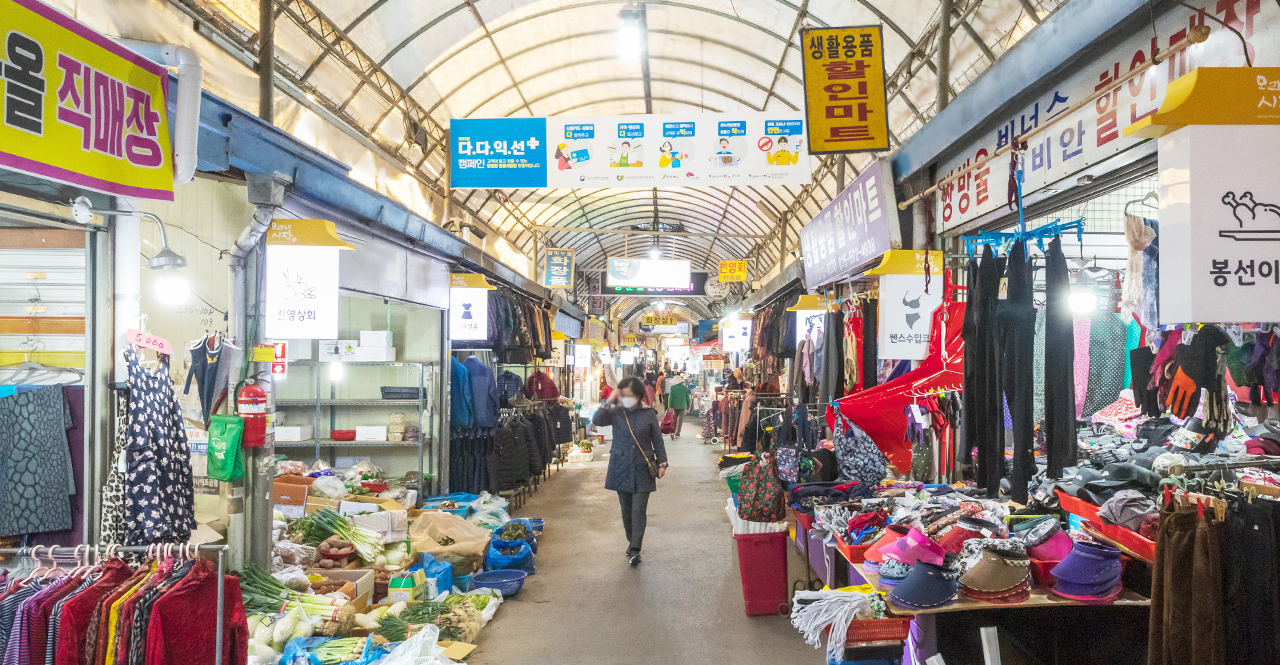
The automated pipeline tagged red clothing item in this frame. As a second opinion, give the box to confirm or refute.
[93,568,151,665]
[144,564,246,665]
[56,560,133,665]
[27,577,82,665]
[522,371,560,400]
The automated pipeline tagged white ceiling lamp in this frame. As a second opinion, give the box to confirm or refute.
[647,239,661,259]
[618,3,644,61]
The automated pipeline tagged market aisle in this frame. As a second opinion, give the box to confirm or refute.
[469,432,817,665]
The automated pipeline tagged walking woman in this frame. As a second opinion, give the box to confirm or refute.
[592,376,668,565]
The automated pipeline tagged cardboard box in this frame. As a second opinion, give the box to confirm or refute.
[305,495,343,514]
[319,340,358,360]
[353,509,408,541]
[355,425,388,441]
[276,425,313,442]
[340,495,408,515]
[311,568,374,611]
[272,476,313,505]
[285,340,313,361]
[360,330,393,348]
[354,346,396,362]
[438,642,477,660]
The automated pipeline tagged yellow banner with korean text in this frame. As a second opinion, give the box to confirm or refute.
[718,259,749,283]
[641,314,677,327]
[0,0,174,200]
[801,25,890,154]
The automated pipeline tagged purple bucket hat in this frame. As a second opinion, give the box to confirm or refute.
[1050,541,1122,585]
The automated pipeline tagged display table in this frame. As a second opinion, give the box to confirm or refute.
[851,563,1150,615]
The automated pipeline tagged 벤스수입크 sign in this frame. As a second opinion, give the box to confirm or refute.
[543,248,574,288]
[801,25,890,154]
[450,112,812,189]
[718,259,749,283]
[878,274,944,360]
[0,0,174,200]
[264,220,354,339]
[800,157,897,289]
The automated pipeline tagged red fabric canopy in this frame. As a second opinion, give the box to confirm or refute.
[826,302,966,472]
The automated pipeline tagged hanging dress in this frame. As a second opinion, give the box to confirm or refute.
[123,346,196,545]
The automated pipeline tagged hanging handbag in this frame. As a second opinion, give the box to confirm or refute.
[832,411,888,490]
[774,406,801,483]
[737,451,785,522]
[621,409,660,479]
[660,408,676,434]
[206,414,244,482]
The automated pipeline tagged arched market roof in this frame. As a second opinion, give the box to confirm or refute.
[210,0,1061,318]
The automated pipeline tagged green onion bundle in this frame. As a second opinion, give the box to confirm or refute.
[310,637,367,665]
[310,509,384,562]
[237,564,348,620]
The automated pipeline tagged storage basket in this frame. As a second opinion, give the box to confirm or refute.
[844,617,913,646]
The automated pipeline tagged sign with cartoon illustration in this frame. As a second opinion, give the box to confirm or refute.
[451,113,812,189]
[801,25,891,154]
[878,273,944,360]
[1158,124,1280,323]
[264,220,353,339]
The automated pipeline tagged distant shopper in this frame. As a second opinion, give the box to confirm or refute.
[593,377,668,565]
[656,373,667,408]
[667,376,690,439]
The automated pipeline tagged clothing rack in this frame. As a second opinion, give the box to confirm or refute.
[0,544,229,665]
[1168,455,1280,476]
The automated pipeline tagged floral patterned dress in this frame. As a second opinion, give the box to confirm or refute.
[123,346,196,545]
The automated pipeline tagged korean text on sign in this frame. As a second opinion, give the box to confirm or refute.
[0,0,173,200]
[543,248,575,288]
[718,260,749,283]
[800,26,890,154]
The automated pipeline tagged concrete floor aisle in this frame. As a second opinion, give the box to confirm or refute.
[469,432,820,665]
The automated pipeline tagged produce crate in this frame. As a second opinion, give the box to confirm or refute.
[1056,490,1155,561]
[834,533,872,564]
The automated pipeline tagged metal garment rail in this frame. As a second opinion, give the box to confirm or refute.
[0,544,229,665]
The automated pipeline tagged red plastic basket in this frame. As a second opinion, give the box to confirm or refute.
[834,534,872,564]
[794,509,815,534]
[844,617,913,645]
[1028,558,1058,587]
[734,532,789,616]
[1056,490,1156,562]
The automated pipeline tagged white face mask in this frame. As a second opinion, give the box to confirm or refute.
[620,396,639,409]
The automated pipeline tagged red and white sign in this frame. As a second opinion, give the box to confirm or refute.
[125,328,173,356]
[272,341,288,378]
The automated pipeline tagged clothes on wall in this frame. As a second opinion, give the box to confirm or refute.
[0,385,76,539]
[484,288,554,364]
[181,333,242,428]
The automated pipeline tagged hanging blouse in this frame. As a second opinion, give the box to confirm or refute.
[123,347,196,546]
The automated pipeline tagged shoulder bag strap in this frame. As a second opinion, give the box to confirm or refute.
[621,409,659,475]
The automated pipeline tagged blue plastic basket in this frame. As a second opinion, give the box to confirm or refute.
[473,569,527,597]
[424,503,470,518]
[452,573,473,592]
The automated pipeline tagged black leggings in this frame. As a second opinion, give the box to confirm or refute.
[618,491,651,554]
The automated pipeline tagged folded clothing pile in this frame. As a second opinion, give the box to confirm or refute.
[1049,541,1124,603]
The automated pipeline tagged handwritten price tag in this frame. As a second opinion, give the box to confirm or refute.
[126,328,173,356]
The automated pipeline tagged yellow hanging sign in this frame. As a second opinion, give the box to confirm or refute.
[865,250,944,276]
[450,273,497,290]
[1126,67,1280,138]
[718,260,749,283]
[623,334,637,346]
[266,219,356,248]
[641,314,677,327]
[800,25,891,154]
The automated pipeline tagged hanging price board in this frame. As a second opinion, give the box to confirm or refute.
[125,328,173,356]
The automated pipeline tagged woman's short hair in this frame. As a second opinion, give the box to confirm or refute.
[617,376,646,398]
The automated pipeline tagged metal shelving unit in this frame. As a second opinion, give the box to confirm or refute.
[274,360,437,500]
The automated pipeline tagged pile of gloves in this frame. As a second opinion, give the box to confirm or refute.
[1132,325,1234,442]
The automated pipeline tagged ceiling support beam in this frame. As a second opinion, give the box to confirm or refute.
[935,0,954,113]
[533,225,768,239]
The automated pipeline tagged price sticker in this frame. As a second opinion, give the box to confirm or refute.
[125,328,173,355]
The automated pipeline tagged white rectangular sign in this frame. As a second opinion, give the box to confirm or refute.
[721,319,752,353]
[1159,124,1280,323]
[265,245,340,339]
[449,288,489,340]
[878,274,944,360]
[607,258,692,289]
[574,344,592,367]
[936,0,1279,231]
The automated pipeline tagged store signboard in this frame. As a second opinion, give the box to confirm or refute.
[542,248,574,288]
[545,339,566,367]
[698,319,718,341]
[0,0,174,200]
[641,314,676,327]
[935,0,1280,231]
[588,274,604,315]
[718,260,749,283]
[620,350,635,364]
[450,112,812,189]
[601,271,708,296]
[623,333,637,346]
[448,286,489,340]
[606,258,692,289]
[265,220,354,339]
[800,25,891,154]
[703,355,726,371]
[800,157,896,289]
[878,274,944,360]
[1158,124,1280,323]
[721,319,752,353]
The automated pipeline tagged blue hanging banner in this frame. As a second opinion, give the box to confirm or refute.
[542,248,575,289]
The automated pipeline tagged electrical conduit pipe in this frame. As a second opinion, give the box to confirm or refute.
[116,41,202,185]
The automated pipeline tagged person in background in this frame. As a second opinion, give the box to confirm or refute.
[593,376,668,566]
[656,373,667,409]
[667,374,691,439]
[663,370,676,408]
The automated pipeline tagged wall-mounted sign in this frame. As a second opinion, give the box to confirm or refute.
[602,270,708,296]
[1159,123,1280,323]
[0,0,174,200]
[553,310,583,338]
[265,220,354,339]
[718,260,749,283]
[721,319,752,353]
[450,112,812,189]
[606,258,693,289]
[698,320,719,341]
[800,25,890,154]
[620,350,635,364]
[640,314,677,327]
[638,320,689,335]
[878,274,944,360]
[545,338,566,367]
[542,248,575,288]
[449,286,489,340]
[449,273,496,289]
[588,274,604,315]
[623,333,637,346]
[800,158,896,289]
[703,354,726,371]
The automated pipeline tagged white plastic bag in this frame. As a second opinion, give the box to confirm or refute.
[378,624,455,665]
[467,492,510,529]
[460,589,503,626]
[311,476,348,499]
[724,497,787,535]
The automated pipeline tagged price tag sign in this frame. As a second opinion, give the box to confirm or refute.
[125,329,173,356]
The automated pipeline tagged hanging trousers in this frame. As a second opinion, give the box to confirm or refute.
[975,246,1005,497]
[1043,237,1077,478]
[1149,505,1226,665]
[819,310,845,404]
[1223,500,1278,665]
[862,301,878,390]
[961,260,981,483]
[998,241,1036,504]
[618,490,651,555]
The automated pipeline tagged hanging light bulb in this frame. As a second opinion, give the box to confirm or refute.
[647,239,661,259]
[147,216,189,306]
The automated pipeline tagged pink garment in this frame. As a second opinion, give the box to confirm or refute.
[1073,313,1092,418]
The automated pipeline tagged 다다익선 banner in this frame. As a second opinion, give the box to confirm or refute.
[450,112,813,189]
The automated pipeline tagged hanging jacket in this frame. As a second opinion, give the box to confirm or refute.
[495,419,531,490]
[525,413,546,474]
[548,404,575,444]
[495,371,524,407]
[450,358,474,427]
[462,356,501,428]
[523,370,560,400]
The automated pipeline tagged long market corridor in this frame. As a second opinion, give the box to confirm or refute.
[470,429,816,665]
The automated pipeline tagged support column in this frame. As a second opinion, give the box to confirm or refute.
[935,0,953,114]
[258,0,274,122]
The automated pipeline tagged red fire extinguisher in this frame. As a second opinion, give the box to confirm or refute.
[238,378,270,447]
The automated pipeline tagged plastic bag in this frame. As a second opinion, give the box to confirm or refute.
[467,492,510,529]
[486,538,535,575]
[409,553,454,598]
[378,624,455,665]
[408,511,491,575]
[425,493,478,505]
[207,415,244,481]
[495,519,538,554]
[272,565,312,591]
[311,476,348,500]
[459,589,503,626]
